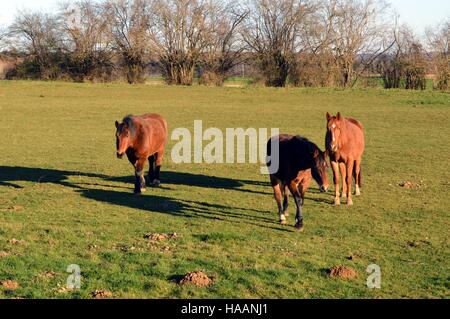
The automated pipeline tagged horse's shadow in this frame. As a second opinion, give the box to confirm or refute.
[0,165,291,231]
[0,165,268,200]
[78,188,290,231]
[0,165,327,200]
[0,166,107,189]
[107,171,246,189]
[79,188,186,216]
[0,165,327,230]
[107,170,272,195]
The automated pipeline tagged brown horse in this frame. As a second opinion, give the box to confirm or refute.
[267,134,329,231]
[115,113,168,194]
[325,112,365,206]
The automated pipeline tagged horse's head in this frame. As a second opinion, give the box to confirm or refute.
[115,119,133,159]
[326,112,343,152]
[310,146,329,192]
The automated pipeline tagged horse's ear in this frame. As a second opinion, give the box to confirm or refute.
[326,112,331,121]
[115,120,119,128]
[313,148,319,158]
[337,112,342,121]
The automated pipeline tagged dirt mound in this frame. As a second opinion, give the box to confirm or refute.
[88,244,99,250]
[56,286,73,294]
[144,232,178,241]
[407,240,431,248]
[39,271,56,279]
[328,266,358,279]
[1,280,19,290]
[91,289,113,299]
[400,181,414,189]
[399,180,425,189]
[179,271,213,287]
[8,238,26,245]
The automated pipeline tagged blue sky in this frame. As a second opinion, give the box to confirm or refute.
[0,0,449,32]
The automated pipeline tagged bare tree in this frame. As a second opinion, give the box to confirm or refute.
[150,0,213,85]
[426,19,450,90]
[319,0,390,87]
[2,0,437,88]
[0,27,8,55]
[376,23,427,90]
[404,41,427,90]
[59,0,113,82]
[376,21,411,89]
[199,3,248,86]
[287,0,339,87]
[8,11,62,79]
[242,0,315,87]
[0,26,7,47]
[105,0,152,84]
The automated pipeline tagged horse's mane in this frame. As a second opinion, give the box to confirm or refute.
[294,135,326,162]
[122,114,136,137]
[294,135,319,149]
[293,135,310,144]
[346,118,364,130]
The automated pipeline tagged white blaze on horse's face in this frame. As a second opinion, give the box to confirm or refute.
[328,122,340,152]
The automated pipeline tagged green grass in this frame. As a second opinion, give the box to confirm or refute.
[0,81,449,299]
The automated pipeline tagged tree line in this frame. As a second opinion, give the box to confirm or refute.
[0,0,448,90]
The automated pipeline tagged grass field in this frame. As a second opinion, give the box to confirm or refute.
[0,81,449,299]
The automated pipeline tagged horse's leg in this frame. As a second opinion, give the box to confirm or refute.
[339,162,347,199]
[354,159,361,196]
[346,160,354,205]
[331,160,340,206]
[282,184,289,217]
[148,155,156,185]
[300,174,311,203]
[288,181,304,232]
[270,175,286,224]
[134,158,147,194]
[152,148,165,186]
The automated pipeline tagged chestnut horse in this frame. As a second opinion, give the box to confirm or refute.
[325,112,365,206]
[267,134,329,231]
[115,113,168,194]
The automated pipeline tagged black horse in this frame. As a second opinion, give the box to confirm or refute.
[266,134,329,231]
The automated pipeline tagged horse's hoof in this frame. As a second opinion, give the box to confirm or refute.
[134,188,147,195]
[355,191,361,196]
[152,179,161,187]
[284,212,289,217]
[295,220,304,232]
[295,225,304,232]
[347,199,353,206]
[279,220,287,225]
[341,193,347,198]
[334,199,341,206]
